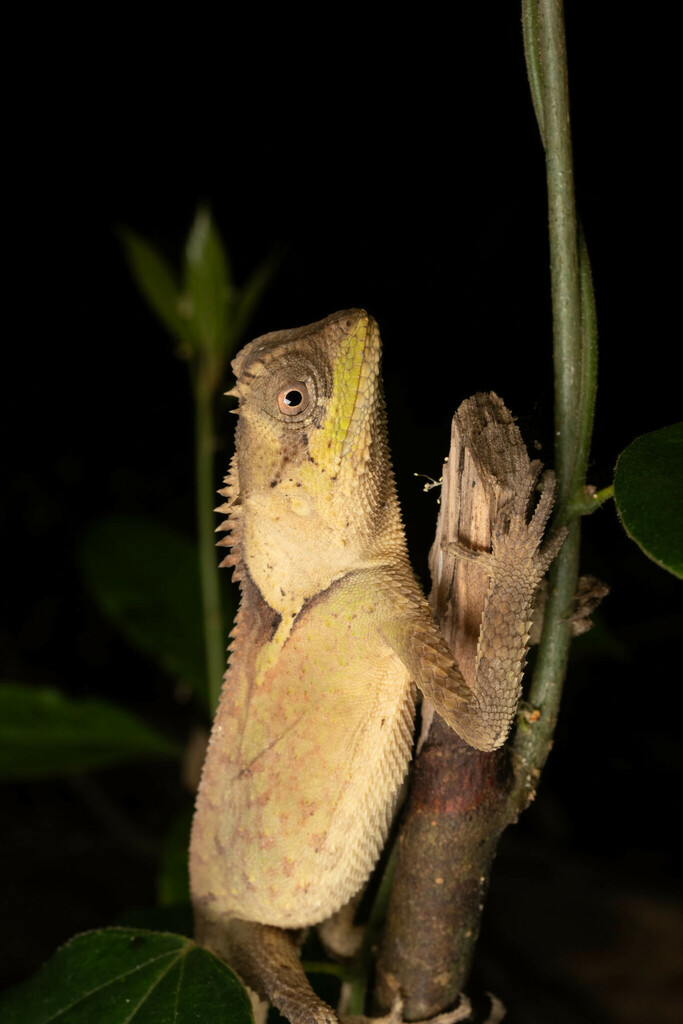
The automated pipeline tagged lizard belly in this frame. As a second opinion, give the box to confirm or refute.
[191,593,415,928]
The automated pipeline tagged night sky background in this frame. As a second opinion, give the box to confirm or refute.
[3,7,681,1023]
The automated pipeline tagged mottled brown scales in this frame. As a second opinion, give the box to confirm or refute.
[190,310,563,1024]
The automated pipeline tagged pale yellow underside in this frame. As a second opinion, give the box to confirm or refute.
[191,570,415,928]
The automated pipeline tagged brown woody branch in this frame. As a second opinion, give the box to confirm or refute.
[375,394,541,1020]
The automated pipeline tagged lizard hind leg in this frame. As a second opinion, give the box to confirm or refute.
[198,915,474,1024]
[318,889,365,959]
[200,917,340,1024]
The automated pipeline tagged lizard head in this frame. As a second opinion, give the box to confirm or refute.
[226,310,403,600]
[230,308,386,485]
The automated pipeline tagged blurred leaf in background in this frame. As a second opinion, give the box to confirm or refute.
[119,206,280,382]
[79,516,225,710]
[120,208,280,712]
[0,683,181,781]
[157,803,194,909]
[1,212,278,1021]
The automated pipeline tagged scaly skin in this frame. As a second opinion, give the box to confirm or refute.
[189,310,563,1024]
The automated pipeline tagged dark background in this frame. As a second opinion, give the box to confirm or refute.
[3,7,681,1023]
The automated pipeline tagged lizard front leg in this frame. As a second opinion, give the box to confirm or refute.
[384,464,566,752]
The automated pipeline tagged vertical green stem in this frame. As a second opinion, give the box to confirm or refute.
[513,0,598,793]
[195,359,225,713]
[537,0,581,510]
[513,523,579,796]
[346,842,399,1016]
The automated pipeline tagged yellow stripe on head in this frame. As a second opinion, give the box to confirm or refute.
[308,311,381,477]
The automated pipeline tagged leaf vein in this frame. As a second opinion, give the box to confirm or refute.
[45,943,189,1021]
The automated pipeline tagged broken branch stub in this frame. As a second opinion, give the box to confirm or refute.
[376,394,535,1018]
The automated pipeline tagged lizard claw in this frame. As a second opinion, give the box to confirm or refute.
[566,574,609,635]
[444,539,484,563]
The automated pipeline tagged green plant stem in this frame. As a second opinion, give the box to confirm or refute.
[512,521,579,799]
[569,484,614,517]
[300,961,349,980]
[513,0,598,798]
[345,841,399,1016]
[195,360,225,713]
[376,5,600,1015]
[538,0,581,510]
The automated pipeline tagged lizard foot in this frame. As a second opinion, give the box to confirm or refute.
[568,574,609,635]
[446,464,567,585]
[529,572,609,643]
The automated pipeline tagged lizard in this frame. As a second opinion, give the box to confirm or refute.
[189,308,565,1024]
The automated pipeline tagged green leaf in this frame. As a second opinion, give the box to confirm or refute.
[157,805,193,907]
[118,228,193,349]
[232,246,281,345]
[0,928,254,1024]
[182,207,232,360]
[0,684,180,780]
[79,517,211,705]
[614,423,683,578]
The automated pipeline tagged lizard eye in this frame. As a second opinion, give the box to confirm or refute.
[277,382,310,416]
